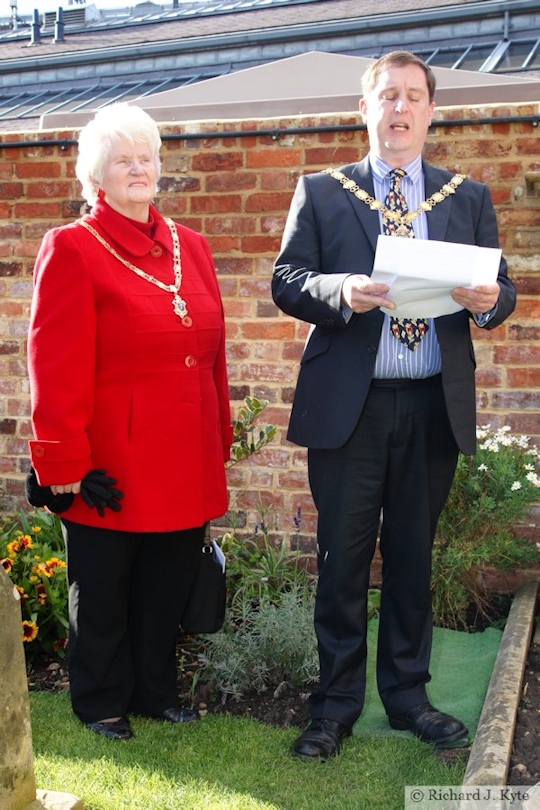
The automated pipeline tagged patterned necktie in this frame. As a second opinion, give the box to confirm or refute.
[382,168,429,351]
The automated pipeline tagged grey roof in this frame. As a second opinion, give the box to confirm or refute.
[40,51,540,129]
[0,0,539,131]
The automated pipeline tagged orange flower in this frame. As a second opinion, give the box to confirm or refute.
[53,638,68,652]
[7,539,20,556]
[36,584,47,605]
[1,557,13,573]
[33,562,53,578]
[45,557,66,571]
[15,585,27,601]
[19,535,33,549]
[22,620,38,643]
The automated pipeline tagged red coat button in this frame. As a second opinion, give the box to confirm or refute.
[150,245,163,258]
[184,355,197,368]
[182,316,193,328]
[33,445,45,457]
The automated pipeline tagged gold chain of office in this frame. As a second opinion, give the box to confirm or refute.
[324,167,466,236]
[78,217,189,321]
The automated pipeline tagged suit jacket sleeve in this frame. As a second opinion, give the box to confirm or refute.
[272,174,353,329]
[464,181,515,329]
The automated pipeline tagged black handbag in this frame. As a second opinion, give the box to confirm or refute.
[181,540,226,634]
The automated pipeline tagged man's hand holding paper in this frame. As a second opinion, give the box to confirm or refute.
[371,235,502,318]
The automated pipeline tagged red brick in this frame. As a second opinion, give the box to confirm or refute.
[494,345,540,364]
[205,216,255,235]
[476,367,502,386]
[16,162,61,179]
[0,301,24,316]
[206,235,240,253]
[0,182,23,199]
[517,138,540,155]
[190,195,242,213]
[246,149,302,168]
[506,368,540,387]
[191,153,244,171]
[14,202,62,218]
[244,192,295,213]
[241,235,281,254]
[205,172,257,192]
[241,321,296,340]
[216,257,254,275]
[0,262,23,277]
[303,147,360,165]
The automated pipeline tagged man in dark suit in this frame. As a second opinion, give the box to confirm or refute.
[272,50,516,761]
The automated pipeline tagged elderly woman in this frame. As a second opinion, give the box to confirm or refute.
[27,103,232,740]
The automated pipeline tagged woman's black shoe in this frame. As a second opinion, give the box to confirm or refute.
[85,717,133,741]
[159,707,199,724]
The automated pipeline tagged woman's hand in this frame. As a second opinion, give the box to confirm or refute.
[51,481,82,495]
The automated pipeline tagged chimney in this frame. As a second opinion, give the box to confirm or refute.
[54,7,65,43]
[29,9,41,46]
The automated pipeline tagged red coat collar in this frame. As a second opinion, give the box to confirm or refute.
[83,200,173,258]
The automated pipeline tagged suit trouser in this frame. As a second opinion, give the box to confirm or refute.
[307,375,459,728]
[62,520,205,723]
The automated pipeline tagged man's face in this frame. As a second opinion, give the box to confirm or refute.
[359,63,436,167]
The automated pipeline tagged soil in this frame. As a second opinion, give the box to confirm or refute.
[25,603,539,783]
[508,640,540,786]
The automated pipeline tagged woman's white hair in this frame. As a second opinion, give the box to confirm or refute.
[75,103,162,206]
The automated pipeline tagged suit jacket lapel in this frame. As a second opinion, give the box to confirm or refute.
[423,161,452,242]
[343,158,381,253]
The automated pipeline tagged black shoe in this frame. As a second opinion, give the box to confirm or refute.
[86,717,133,741]
[158,706,199,724]
[292,719,352,761]
[388,703,469,749]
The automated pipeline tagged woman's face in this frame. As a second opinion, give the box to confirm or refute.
[98,136,158,221]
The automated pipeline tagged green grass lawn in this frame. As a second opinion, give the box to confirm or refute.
[31,692,466,810]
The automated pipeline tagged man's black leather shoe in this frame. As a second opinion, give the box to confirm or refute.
[292,719,352,761]
[86,717,133,741]
[388,703,469,749]
[159,707,199,724]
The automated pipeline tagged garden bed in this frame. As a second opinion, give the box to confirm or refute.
[27,592,538,784]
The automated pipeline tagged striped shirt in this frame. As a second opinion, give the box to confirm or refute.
[370,153,442,379]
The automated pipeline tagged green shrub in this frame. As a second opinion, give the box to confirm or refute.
[432,425,540,629]
[219,503,313,610]
[228,395,277,466]
[0,509,68,657]
[197,584,319,699]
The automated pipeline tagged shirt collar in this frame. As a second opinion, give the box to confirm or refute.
[369,153,423,186]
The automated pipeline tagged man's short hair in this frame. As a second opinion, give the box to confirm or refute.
[361,50,436,103]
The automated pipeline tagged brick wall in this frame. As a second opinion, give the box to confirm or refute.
[0,103,538,554]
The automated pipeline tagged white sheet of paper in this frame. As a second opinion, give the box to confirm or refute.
[371,235,502,318]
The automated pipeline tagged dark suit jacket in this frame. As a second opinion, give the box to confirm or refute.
[272,157,516,455]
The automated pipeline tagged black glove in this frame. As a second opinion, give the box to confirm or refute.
[80,469,124,517]
[25,467,123,517]
[25,467,74,514]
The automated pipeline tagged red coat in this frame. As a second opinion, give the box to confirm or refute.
[28,201,232,532]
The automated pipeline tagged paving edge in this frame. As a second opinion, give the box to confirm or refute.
[26,789,84,809]
[462,576,539,786]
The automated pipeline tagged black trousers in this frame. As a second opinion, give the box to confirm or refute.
[62,520,205,723]
[307,375,459,727]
